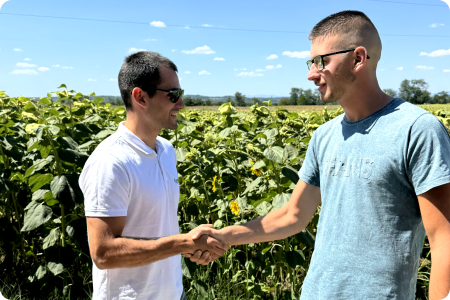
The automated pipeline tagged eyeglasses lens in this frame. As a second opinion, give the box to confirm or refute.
[313,56,323,71]
[169,89,184,103]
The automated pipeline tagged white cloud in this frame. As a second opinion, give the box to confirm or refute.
[430,23,445,28]
[144,38,158,42]
[444,70,450,73]
[16,62,37,68]
[420,48,450,57]
[179,77,183,81]
[266,54,278,60]
[24,58,31,61]
[128,47,147,53]
[13,48,23,52]
[199,70,210,75]
[11,69,38,75]
[276,64,282,68]
[185,71,191,74]
[52,64,60,67]
[110,78,117,81]
[234,68,238,71]
[88,78,97,81]
[237,71,263,77]
[266,65,274,70]
[150,21,166,27]
[397,67,404,71]
[62,66,73,69]
[416,66,435,70]
[182,45,215,54]
[282,51,310,58]
[202,24,213,27]
[38,67,50,72]
[214,57,225,61]
[171,49,176,52]
[183,26,190,30]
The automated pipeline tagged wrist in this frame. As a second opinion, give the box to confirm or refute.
[176,234,195,254]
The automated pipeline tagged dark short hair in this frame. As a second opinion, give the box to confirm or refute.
[118,51,178,110]
[309,10,377,42]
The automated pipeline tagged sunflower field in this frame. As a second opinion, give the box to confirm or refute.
[0,85,444,299]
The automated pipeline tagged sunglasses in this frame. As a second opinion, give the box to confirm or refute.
[155,88,184,103]
[306,48,370,71]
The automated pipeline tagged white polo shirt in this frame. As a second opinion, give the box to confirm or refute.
[79,121,183,300]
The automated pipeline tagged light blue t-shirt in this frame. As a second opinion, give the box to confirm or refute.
[298,98,450,299]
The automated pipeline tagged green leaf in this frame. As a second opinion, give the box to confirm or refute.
[93,97,105,106]
[175,147,188,162]
[38,98,52,105]
[264,146,284,164]
[25,156,54,178]
[253,160,266,170]
[282,166,299,184]
[285,250,305,268]
[43,228,61,249]
[21,201,52,231]
[181,255,197,279]
[271,193,291,210]
[45,246,74,276]
[57,84,67,89]
[261,246,272,255]
[31,189,49,202]
[44,191,59,206]
[56,136,78,150]
[82,114,102,123]
[35,265,47,280]
[193,280,208,297]
[29,173,54,192]
[264,128,278,139]
[50,175,77,209]
[66,225,75,237]
[283,144,298,160]
[242,177,261,195]
[251,133,267,142]
[295,229,315,249]
[255,201,272,216]
[94,129,115,139]
[47,125,61,136]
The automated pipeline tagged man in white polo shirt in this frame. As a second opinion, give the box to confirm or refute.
[79,51,228,300]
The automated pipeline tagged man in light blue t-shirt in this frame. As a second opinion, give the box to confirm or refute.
[189,10,450,299]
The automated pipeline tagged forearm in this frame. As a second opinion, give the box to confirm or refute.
[221,206,304,246]
[93,234,193,269]
[429,247,450,300]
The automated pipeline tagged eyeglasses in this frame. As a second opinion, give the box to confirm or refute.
[155,88,184,103]
[306,48,370,71]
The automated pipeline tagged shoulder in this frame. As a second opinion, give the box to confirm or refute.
[314,113,345,137]
[156,136,175,153]
[84,132,131,170]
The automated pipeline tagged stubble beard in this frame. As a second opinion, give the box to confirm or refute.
[322,62,356,103]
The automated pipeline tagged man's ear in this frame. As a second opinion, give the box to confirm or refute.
[131,88,147,109]
[353,47,369,71]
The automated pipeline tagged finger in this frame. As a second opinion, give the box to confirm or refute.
[189,250,203,263]
[211,253,220,261]
[207,237,228,254]
[202,251,211,266]
[194,251,210,265]
[198,224,214,229]
[184,253,192,258]
[191,228,213,239]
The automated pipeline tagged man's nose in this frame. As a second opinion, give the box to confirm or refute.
[176,97,185,109]
[307,64,320,82]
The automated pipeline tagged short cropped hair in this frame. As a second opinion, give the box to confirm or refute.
[309,10,378,43]
[118,51,178,110]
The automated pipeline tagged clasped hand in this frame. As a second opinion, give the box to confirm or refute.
[184,224,228,265]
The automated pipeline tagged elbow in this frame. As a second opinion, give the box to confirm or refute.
[90,247,111,270]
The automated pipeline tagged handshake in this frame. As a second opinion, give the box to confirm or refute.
[183,224,230,266]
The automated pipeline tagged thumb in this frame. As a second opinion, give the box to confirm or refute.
[191,228,212,239]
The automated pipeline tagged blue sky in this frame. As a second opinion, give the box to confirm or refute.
[0,0,449,98]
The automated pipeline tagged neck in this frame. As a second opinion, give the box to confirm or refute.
[338,79,393,122]
[123,112,160,151]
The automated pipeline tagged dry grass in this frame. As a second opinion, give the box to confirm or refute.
[186,105,342,112]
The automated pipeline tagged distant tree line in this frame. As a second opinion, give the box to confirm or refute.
[104,79,450,107]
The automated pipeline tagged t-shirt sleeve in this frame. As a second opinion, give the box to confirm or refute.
[407,113,450,195]
[80,154,130,217]
[298,130,321,187]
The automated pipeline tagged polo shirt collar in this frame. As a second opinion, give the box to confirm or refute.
[117,122,161,157]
